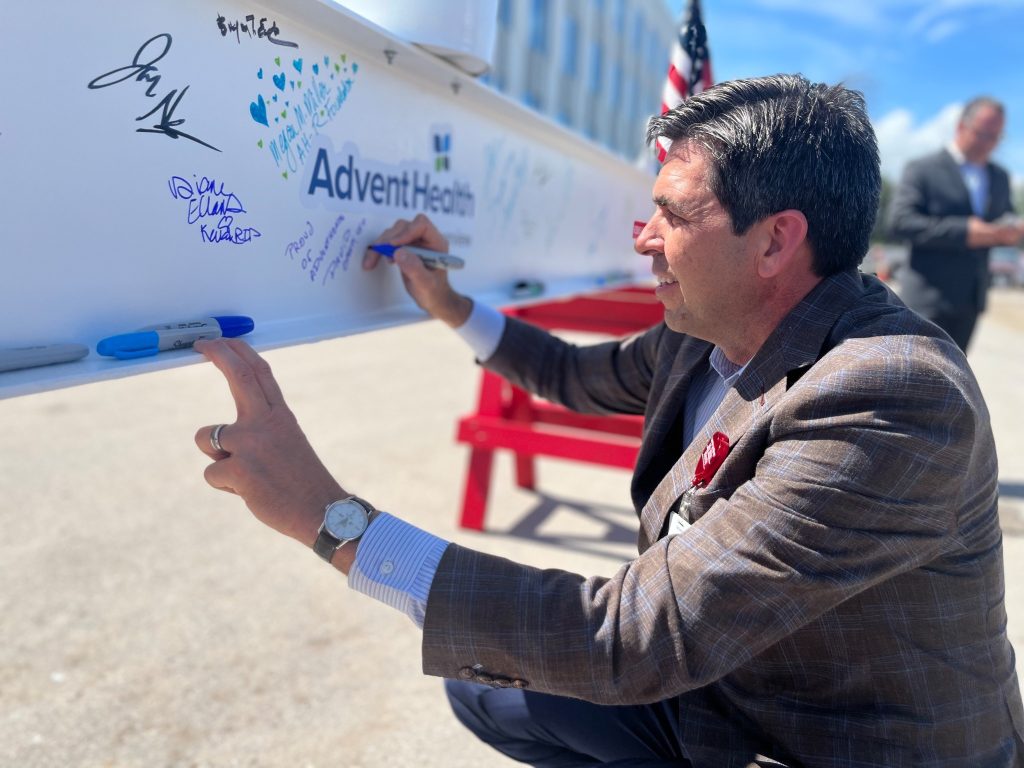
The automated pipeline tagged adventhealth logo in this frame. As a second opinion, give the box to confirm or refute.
[434,132,450,171]
[305,134,474,218]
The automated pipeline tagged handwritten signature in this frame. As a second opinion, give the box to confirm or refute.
[217,14,297,47]
[201,216,262,245]
[88,34,220,152]
[168,175,260,245]
[169,175,245,225]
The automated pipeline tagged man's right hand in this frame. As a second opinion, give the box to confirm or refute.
[362,213,474,328]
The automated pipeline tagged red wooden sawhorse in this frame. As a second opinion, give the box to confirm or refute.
[454,286,664,531]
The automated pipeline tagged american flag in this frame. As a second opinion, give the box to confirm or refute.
[657,0,714,162]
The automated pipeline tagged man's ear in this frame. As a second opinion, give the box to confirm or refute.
[755,210,809,279]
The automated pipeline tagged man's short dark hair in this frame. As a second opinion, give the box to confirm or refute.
[647,74,881,277]
[961,96,1004,125]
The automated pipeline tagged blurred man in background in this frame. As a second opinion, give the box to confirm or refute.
[889,96,1023,351]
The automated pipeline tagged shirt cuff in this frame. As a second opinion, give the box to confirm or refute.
[453,301,506,362]
[347,512,450,628]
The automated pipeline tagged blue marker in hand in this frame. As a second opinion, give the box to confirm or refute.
[97,316,254,360]
[369,243,465,270]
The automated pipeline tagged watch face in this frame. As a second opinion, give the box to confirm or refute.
[324,499,369,541]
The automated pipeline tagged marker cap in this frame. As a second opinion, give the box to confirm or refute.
[213,316,255,338]
[97,331,161,360]
[369,243,399,258]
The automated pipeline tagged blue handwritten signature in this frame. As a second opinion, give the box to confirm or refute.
[168,175,261,245]
[201,217,262,244]
[89,34,220,153]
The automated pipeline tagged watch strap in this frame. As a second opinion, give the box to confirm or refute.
[313,528,342,562]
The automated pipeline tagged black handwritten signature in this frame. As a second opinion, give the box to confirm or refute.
[216,13,297,47]
[88,33,221,153]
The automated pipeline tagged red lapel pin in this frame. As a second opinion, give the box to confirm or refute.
[691,431,730,488]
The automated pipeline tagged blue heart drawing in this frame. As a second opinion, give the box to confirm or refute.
[249,94,268,126]
[312,63,319,75]
[257,67,263,79]
[273,72,286,90]
[272,94,278,102]
[323,55,329,67]
[352,62,359,73]
[293,58,303,73]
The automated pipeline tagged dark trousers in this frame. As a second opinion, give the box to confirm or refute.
[929,309,979,353]
[445,679,688,767]
[445,680,793,767]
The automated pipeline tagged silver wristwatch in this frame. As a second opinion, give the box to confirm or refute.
[313,496,377,563]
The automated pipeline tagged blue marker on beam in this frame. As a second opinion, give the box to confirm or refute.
[369,243,465,270]
[97,316,254,360]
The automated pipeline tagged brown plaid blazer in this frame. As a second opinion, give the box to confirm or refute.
[422,270,1024,766]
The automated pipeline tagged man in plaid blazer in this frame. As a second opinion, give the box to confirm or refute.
[194,75,1024,765]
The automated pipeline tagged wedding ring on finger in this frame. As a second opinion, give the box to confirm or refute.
[210,423,229,455]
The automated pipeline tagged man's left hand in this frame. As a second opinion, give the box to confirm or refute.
[194,338,346,553]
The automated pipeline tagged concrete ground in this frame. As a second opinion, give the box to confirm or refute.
[1,287,1022,768]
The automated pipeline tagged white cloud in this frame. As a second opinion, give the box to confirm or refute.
[730,0,1020,45]
[744,0,888,28]
[874,103,961,179]
[908,0,1021,27]
[923,19,961,42]
[709,12,864,80]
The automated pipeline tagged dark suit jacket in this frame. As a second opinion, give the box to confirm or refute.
[422,271,1024,767]
[889,148,1015,318]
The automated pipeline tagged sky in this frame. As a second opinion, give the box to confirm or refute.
[667,0,1024,184]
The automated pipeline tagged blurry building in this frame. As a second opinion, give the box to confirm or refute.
[482,0,675,160]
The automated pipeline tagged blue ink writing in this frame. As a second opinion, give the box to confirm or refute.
[168,175,260,245]
[323,217,366,284]
[306,214,345,284]
[288,216,365,285]
[267,78,353,173]
[285,221,315,260]
[253,52,359,179]
[201,217,262,244]
[89,34,220,152]
[168,175,246,224]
